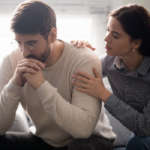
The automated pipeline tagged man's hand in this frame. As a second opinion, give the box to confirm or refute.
[12,59,45,87]
[22,69,45,90]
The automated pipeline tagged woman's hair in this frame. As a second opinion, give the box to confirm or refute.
[11,0,56,39]
[109,4,150,56]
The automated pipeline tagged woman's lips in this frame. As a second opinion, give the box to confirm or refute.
[105,45,112,50]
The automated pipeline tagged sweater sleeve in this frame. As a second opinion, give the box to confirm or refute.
[105,94,150,136]
[0,55,22,135]
[35,57,102,138]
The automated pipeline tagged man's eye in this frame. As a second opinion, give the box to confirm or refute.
[26,42,36,46]
[17,42,22,45]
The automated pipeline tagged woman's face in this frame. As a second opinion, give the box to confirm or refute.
[104,16,134,57]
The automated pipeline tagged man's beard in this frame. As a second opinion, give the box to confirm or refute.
[25,45,51,63]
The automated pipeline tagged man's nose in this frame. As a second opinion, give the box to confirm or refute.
[21,44,31,58]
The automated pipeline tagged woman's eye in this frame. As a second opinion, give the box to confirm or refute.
[113,33,118,39]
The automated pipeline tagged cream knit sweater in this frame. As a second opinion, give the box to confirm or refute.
[0,41,116,147]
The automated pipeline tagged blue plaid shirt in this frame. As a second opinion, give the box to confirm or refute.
[100,53,150,136]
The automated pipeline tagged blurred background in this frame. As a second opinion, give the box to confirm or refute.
[0,0,150,85]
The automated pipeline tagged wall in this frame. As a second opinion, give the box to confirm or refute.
[123,0,150,11]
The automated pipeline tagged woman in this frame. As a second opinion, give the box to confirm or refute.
[71,4,150,150]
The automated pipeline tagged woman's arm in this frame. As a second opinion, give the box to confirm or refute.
[105,94,150,137]
[72,68,150,136]
[72,67,111,102]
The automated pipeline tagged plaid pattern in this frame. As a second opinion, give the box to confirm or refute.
[100,54,150,136]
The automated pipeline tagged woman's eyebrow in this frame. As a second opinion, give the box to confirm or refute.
[107,27,121,35]
[112,31,121,35]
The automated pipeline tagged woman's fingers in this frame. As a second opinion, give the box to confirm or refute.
[74,87,88,93]
[72,80,87,89]
[70,40,96,51]
[77,40,84,48]
[70,40,75,43]
[75,71,94,80]
[91,47,96,51]
[74,40,79,46]
[72,74,89,83]
[82,41,96,51]
[93,67,101,78]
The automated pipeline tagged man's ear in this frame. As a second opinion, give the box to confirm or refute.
[48,28,57,43]
[133,39,142,50]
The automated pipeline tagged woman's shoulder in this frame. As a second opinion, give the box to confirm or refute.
[99,53,116,68]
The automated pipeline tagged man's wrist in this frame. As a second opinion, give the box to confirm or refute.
[12,78,23,87]
[32,78,45,90]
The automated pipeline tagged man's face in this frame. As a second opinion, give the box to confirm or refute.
[14,33,51,63]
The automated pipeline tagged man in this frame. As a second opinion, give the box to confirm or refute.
[0,0,116,150]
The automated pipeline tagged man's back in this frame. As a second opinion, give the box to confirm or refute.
[0,40,115,147]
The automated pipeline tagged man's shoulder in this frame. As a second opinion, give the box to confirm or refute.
[62,41,102,75]
[5,49,22,60]
[1,49,22,72]
[64,41,99,62]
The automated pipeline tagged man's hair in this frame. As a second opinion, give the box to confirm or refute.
[11,0,56,38]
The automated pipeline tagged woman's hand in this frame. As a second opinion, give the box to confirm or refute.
[70,40,96,51]
[72,67,112,102]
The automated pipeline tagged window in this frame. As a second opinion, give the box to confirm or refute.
[0,17,13,62]
[57,17,94,44]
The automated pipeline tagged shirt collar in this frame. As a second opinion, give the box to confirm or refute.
[138,57,150,76]
[114,56,150,76]
[114,56,126,70]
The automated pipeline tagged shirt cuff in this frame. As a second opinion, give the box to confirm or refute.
[6,79,22,97]
[104,94,120,113]
[35,80,57,102]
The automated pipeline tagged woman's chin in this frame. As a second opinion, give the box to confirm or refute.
[106,50,116,56]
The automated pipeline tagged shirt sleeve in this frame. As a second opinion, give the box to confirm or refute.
[35,56,102,138]
[105,94,150,136]
[0,55,22,135]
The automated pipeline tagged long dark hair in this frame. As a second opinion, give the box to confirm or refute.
[109,4,150,56]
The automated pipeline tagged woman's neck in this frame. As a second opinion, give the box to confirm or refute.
[120,52,144,72]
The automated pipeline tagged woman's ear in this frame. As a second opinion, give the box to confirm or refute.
[133,39,142,49]
[48,28,57,43]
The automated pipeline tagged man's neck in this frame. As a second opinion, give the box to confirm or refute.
[45,40,64,67]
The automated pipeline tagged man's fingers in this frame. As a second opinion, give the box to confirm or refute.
[19,59,45,69]
[18,62,42,71]
[17,67,37,75]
